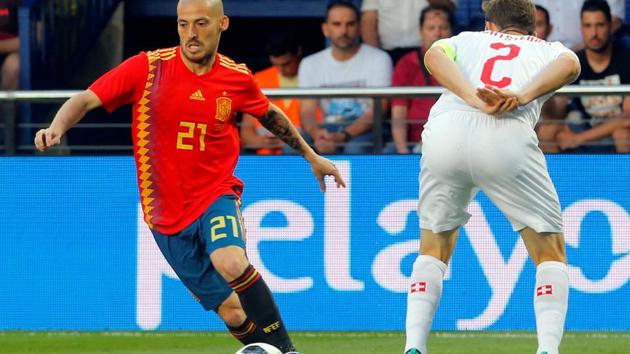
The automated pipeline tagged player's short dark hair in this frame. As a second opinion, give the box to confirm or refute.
[326,0,360,21]
[581,0,612,23]
[265,28,301,57]
[419,5,456,30]
[482,0,536,35]
[535,4,550,25]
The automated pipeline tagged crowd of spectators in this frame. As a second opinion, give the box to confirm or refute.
[239,0,630,155]
[2,0,629,154]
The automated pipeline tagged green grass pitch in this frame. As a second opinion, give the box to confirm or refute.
[1,331,628,353]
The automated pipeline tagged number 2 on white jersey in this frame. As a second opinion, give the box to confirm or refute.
[480,42,521,88]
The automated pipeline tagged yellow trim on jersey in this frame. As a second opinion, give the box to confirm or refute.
[432,39,456,61]
[147,47,177,61]
[136,52,162,228]
[424,39,456,75]
[219,62,250,75]
[218,55,250,75]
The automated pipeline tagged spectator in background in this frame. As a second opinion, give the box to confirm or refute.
[535,0,625,50]
[361,0,457,64]
[534,4,553,41]
[240,29,303,155]
[555,0,630,152]
[299,0,392,154]
[533,3,568,153]
[388,5,454,154]
[0,0,19,90]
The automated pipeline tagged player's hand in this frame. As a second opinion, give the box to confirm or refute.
[307,154,346,192]
[476,85,520,115]
[34,128,62,152]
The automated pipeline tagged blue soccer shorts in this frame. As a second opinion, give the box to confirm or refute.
[151,194,246,311]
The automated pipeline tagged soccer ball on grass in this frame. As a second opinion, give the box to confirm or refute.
[235,342,283,354]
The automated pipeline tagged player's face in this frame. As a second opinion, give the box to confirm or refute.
[177,0,228,65]
[269,52,301,78]
[581,10,611,52]
[535,9,551,40]
[420,10,452,49]
[323,7,360,51]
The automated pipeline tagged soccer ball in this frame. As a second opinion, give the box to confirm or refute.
[235,342,283,354]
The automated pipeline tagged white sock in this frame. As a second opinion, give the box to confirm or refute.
[405,255,447,354]
[534,261,569,354]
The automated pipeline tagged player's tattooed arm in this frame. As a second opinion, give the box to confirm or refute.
[260,103,346,192]
[258,103,310,154]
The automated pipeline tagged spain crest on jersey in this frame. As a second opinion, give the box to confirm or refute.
[215,97,232,122]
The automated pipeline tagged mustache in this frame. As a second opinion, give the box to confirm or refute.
[187,40,202,46]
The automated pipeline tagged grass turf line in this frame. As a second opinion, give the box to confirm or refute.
[0,331,628,354]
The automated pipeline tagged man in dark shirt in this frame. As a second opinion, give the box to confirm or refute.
[0,0,19,90]
[556,0,630,152]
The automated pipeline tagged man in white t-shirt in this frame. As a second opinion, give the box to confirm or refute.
[535,0,625,50]
[360,0,457,63]
[404,1,581,354]
[299,0,392,154]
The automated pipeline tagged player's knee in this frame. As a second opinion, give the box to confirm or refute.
[211,247,250,281]
[531,233,566,265]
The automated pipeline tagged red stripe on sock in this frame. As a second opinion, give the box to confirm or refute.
[229,266,256,288]
[234,272,261,293]
[230,321,257,339]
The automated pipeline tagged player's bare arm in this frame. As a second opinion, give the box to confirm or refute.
[424,45,517,115]
[259,102,310,153]
[34,90,102,152]
[258,102,346,191]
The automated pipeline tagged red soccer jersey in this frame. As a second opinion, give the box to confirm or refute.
[89,47,269,234]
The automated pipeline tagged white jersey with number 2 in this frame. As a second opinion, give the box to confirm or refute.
[429,31,577,128]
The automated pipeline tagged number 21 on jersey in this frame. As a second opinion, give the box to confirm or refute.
[480,42,521,88]
[177,121,207,151]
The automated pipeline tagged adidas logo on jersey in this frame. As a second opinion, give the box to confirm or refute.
[189,90,205,101]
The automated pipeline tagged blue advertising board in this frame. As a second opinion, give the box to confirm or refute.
[0,155,628,330]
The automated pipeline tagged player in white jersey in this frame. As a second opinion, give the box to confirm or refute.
[404,1,581,354]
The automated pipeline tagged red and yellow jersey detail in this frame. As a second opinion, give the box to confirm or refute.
[88,47,270,234]
[218,54,250,75]
[135,53,161,228]
[147,47,177,61]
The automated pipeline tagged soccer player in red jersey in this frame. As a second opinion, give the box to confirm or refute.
[34,1,345,353]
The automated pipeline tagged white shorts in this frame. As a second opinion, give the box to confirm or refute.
[418,111,563,234]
